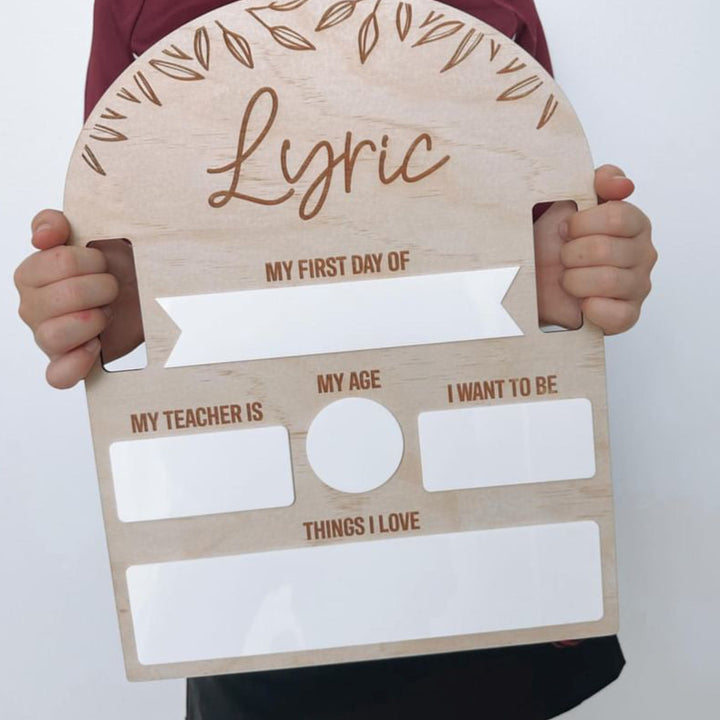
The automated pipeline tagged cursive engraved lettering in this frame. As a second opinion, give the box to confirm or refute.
[207,86,451,221]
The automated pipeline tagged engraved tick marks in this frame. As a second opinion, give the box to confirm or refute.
[490,38,501,61]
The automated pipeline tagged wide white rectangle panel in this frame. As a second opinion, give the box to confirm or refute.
[110,426,293,522]
[158,268,522,367]
[127,521,603,665]
[418,398,596,492]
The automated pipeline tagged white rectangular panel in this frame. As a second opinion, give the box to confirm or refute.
[158,268,522,367]
[110,426,293,522]
[127,521,603,665]
[418,398,596,492]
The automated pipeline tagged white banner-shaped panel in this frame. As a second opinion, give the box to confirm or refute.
[158,268,522,368]
[418,398,596,492]
[127,521,603,666]
[110,426,293,522]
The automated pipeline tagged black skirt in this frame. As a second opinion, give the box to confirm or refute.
[186,636,625,719]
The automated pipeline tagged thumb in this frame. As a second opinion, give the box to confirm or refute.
[31,209,71,250]
[594,164,635,204]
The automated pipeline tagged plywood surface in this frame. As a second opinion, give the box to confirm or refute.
[64,0,618,681]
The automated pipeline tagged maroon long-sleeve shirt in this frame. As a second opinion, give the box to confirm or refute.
[82,3,624,718]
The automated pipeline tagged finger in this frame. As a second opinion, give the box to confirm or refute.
[560,234,645,270]
[562,266,647,301]
[34,273,119,321]
[31,209,71,251]
[594,164,635,203]
[34,308,112,357]
[581,297,641,335]
[567,201,648,240]
[14,245,107,289]
[45,339,102,390]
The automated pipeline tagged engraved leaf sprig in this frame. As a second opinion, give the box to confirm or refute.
[413,20,464,47]
[216,21,255,67]
[440,28,483,73]
[395,2,412,41]
[316,0,365,32]
[358,0,381,64]
[149,59,205,81]
[269,0,310,10]
[247,5,316,50]
[194,27,211,70]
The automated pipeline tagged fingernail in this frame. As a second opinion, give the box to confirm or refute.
[84,338,101,353]
[33,223,52,236]
[558,222,568,240]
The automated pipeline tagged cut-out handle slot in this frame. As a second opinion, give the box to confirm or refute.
[533,201,584,333]
[86,238,147,371]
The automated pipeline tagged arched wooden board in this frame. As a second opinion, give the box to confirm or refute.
[65,0,618,681]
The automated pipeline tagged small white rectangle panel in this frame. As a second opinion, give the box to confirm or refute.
[110,426,293,522]
[127,521,603,666]
[418,398,596,492]
[158,268,522,368]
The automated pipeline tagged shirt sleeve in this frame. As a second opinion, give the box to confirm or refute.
[84,0,147,119]
[513,0,554,76]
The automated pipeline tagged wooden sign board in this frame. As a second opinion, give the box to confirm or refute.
[64,0,618,681]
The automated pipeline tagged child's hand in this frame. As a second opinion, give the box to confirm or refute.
[14,210,141,389]
[535,165,657,334]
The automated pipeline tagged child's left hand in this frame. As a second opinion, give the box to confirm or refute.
[535,164,657,334]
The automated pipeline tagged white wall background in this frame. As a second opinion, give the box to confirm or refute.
[0,1,717,717]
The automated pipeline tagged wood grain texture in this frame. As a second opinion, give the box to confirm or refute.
[64,0,616,681]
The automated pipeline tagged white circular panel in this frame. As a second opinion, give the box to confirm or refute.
[306,398,404,494]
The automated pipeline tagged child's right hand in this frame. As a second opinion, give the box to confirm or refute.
[14,209,140,389]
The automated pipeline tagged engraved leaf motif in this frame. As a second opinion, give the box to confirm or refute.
[358,10,380,64]
[316,0,358,31]
[395,2,412,41]
[194,27,211,70]
[413,20,464,47]
[440,28,483,73]
[497,75,543,101]
[117,87,140,103]
[497,56,526,74]
[537,94,559,129]
[82,145,106,176]
[163,44,192,60]
[149,59,205,81]
[269,25,316,51]
[134,71,162,105]
[217,22,255,68]
[90,124,128,142]
[269,0,309,9]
